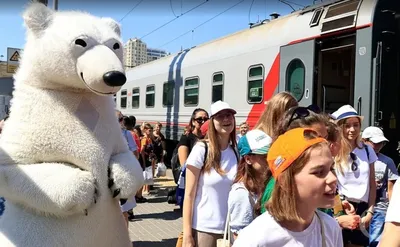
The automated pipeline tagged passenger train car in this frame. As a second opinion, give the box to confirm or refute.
[117,0,400,164]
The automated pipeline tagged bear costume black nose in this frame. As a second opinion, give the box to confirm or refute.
[103,71,126,87]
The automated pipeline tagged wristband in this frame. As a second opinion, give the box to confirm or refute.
[367,210,374,216]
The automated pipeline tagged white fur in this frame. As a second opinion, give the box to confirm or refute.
[0,2,143,246]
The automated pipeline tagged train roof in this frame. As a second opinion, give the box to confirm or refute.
[125,0,376,81]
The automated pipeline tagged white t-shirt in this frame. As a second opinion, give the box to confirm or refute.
[385,179,400,223]
[335,144,377,202]
[233,210,343,247]
[228,182,258,234]
[186,142,238,234]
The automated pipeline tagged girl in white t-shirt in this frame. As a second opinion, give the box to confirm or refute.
[233,128,343,247]
[182,101,239,247]
[332,105,377,247]
[228,130,273,241]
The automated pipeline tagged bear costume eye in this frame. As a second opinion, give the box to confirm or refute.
[75,39,87,47]
[113,43,120,50]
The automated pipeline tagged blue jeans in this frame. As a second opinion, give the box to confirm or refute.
[369,209,387,247]
[0,197,5,216]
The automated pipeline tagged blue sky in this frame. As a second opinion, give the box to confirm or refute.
[0,0,314,59]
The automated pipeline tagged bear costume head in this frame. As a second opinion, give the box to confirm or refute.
[0,2,143,247]
[18,2,126,94]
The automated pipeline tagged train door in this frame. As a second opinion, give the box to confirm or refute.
[316,34,356,114]
[370,0,400,164]
[279,40,315,106]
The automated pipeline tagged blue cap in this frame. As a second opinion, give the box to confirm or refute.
[238,129,273,156]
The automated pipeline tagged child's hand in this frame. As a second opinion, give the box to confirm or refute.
[342,200,356,215]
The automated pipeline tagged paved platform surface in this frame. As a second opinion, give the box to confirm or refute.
[129,169,182,247]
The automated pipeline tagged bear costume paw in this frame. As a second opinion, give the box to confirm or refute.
[62,169,99,216]
[0,163,98,217]
[107,152,144,200]
[107,167,126,205]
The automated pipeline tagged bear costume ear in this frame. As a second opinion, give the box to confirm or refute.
[23,1,54,36]
[102,17,121,36]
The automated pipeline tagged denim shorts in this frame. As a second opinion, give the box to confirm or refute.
[369,209,387,247]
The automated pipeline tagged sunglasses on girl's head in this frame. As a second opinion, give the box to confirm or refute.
[350,152,358,171]
[307,104,321,114]
[286,105,321,128]
[195,117,209,124]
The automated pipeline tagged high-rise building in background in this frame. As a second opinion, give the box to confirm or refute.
[124,38,148,68]
[147,48,168,63]
[124,38,169,69]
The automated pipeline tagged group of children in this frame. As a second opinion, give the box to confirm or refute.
[172,93,398,247]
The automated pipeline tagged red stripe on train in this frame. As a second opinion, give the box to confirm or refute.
[245,54,280,128]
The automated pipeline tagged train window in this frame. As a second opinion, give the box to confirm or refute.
[212,72,224,103]
[310,8,324,27]
[163,81,175,106]
[286,59,305,101]
[247,65,264,103]
[324,0,360,19]
[184,77,199,106]
[146,85,155,108]
[132,88,139,108]
[120,90,127,108]
[113,94,116,103]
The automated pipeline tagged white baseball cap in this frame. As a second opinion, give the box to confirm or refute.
[362,126,389,143]
[238,129,273,156]
[332,105,364,122]
[210,100,236,117]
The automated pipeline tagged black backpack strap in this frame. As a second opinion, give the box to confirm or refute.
[201,140,208,164]
[364,144,370,162]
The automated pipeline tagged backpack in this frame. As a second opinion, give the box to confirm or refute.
[171,134,199,184]
[175,142,240,209]
[175,141,209,208]
[170,146,181,184]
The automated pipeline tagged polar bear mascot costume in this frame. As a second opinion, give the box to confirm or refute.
[0,2,144,246]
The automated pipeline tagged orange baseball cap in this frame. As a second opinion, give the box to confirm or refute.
[267,128,327,178]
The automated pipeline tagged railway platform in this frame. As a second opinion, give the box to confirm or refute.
[129,169,182,247]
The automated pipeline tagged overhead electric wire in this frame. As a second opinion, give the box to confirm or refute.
[279,0,305,8]
[170,0,178,17]
[140,0,210,40]
[119,0,145,22]
[248,0,256,23]
[285,0,305,7]
[157,0,246,49]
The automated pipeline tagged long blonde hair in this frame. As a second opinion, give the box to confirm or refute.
[334,118,363,174]
[254,92,298,137]
[203,117,237,175]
